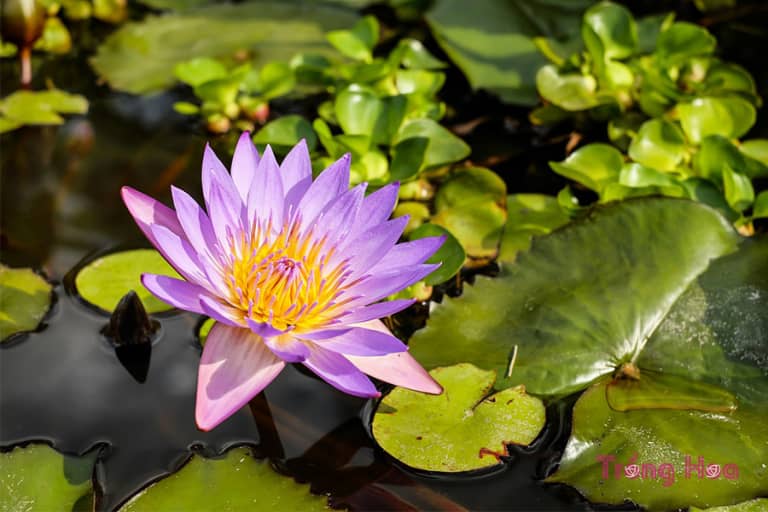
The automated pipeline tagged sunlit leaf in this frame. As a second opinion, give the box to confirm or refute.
[409,223,465,285]
[677,97,756,145]
[549,143,623,193]
[0,265,51,341]
[627,119,687,172]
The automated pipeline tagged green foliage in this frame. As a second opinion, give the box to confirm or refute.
[0,89,88,133]
[0,265,51,341]
[536,2,765,228]
[372,364,545,472]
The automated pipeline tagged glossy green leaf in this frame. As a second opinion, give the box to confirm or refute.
[605,371,737,412]
[426,0,591,105]
[619,163,681,189]
[397,38,446,70]
[326,15,378,62]
[581,1,637,61]
[409,199,739,395]
[753,191,768,219]
[393,119,470,172]
[498,194,570,264]
[722,166,754,212]
[636,12,673,54]
[535,65,599,111]
[549,143,623,193]
[410,223,465,285]
[120,447,328,511]
[91,2,358,94]
[75,249,180,313]
[678,97,757,145]
[628,119,687,172]
[703,62,757,97]
[740,139,768,167]
[0,444,97,512]
[174,58,228,87]
[681,178,737,223]
[0,90,88,133]
[394,201,431,235]
[252,115,317,153]
[334,86,383,137]
[655,21,716,66]
[395,69,445,96]
[390,137,429,181]
[251,61,295,99]
[695,135,768,181]
[0,265,51,341]
[372,364,545,472]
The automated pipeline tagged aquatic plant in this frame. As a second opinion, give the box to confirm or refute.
[122,134,444,430]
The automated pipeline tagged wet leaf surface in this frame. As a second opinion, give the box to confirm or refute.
[372,364,545,473]
[0,265,51,341]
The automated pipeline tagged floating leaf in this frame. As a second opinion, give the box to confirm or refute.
[372,364,545,473]
[409,199,739,396]
[409,223,465,285]
[0,444,97,512]
[549,143,623,193]
[0,90,88,133]
[91,2,358,94]
[426,0,591,105]
[677,97,757,145]
[0,265,51,341]
[252,115,317,153]
[627,118,687,172]
[498,194,570,264]
[120,447,328,511]
[75,249,180,313]
[691,499,768,512]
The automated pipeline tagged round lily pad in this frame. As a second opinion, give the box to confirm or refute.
[0,265,52,341]
[75,249,180,313]
[372,363,545,473]
[119,447,328,511]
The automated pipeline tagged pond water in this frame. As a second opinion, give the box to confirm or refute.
[2,5,767,510]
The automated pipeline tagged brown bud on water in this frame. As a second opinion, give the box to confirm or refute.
[1,0,46,47]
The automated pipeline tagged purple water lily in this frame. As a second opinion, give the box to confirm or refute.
[122,134,444,431]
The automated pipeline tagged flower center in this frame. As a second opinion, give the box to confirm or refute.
[224,216,354,332]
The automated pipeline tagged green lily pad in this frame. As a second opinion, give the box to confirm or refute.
[0,90,88,133]
[627,119,687,172]
[91,2,358,94]
[372,363,545,473]
[0,444,98,512]
[498,194,570,264]
[677,97,757,145]
[119,447,328,511]
[426,0,591,106]
[549,143,624,193]
[409,198,739,396]
[0,265,52,341]
[431,167,507,259]
[75,249,180,313]
[692,499,768,512]
[409,223,465,285]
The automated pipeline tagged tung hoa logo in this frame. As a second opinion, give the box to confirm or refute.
[596,454,740,487]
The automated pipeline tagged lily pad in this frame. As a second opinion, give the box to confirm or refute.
[0,265,52,341]
[498,194,570,264]
[426,0,591,105]
[372,364,545,473]
[74,249,180,313]
[409,198,739,395]
[0,90,88,133]
[120,447,328,511]
[692,499,768,512]
[0,444,98,512]
[91,2,358,94]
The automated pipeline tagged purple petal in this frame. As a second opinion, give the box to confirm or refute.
[263,335,310,362]
[148,223,209,286]
[344,263,440,308]
[141,273,210,315]
[121,186,185,245]
[302,344,380,398]
[347,351,442,394]
[350,182,399,237]
[246,317,290,339]
[201,144,243,218]
[333,216,409,274]
[231,132,260,202]
[207,180,243,250]
[336,299,416,324]
[200,295,243,327]
[296,154,351,225]
[370,236,446,273]
[247,145,284,227]
[280,139,312,211]
[305,326,407,356]
[312,183,366,244]
[196,323,285,431]
[171,186,219,263]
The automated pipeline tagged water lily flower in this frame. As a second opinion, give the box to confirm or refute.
[122,134,444,431]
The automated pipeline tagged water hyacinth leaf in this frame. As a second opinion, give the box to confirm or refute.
[91,2,359,94]
[393,119,470,172]
[740,139,768,167]
[581,1,637,61]
[326,15,378,62]
[372,364,545,473]
[677,97,757,145]
[174,57,228,87]
[409,199,739,396]
[395,69,445,96]
[390,137,429,181]
[695,135,768,181]
[753,191,768,219]
[426,0,591,105]
[498,194,570,264]
[636,12,673,54]
[394,201,431,235]
[251,61,295,99]
[252,115,317,153]
[0,90,88,132]
[432,167,507,259]
[0,265,51,341]
[75,249,180,313]
[655,21,716,66]
[120,447,328,511]
[722,166,754,212]
[628,119,687,172]
[398,39,446,70]
[703,62,757,97]
[410,223,465,285]
[535,65,599,111]
[548,380,768,510]
[619,163,682,189]
[0,444,98,512]
[682,178,738,223]
[549,143,623,193]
